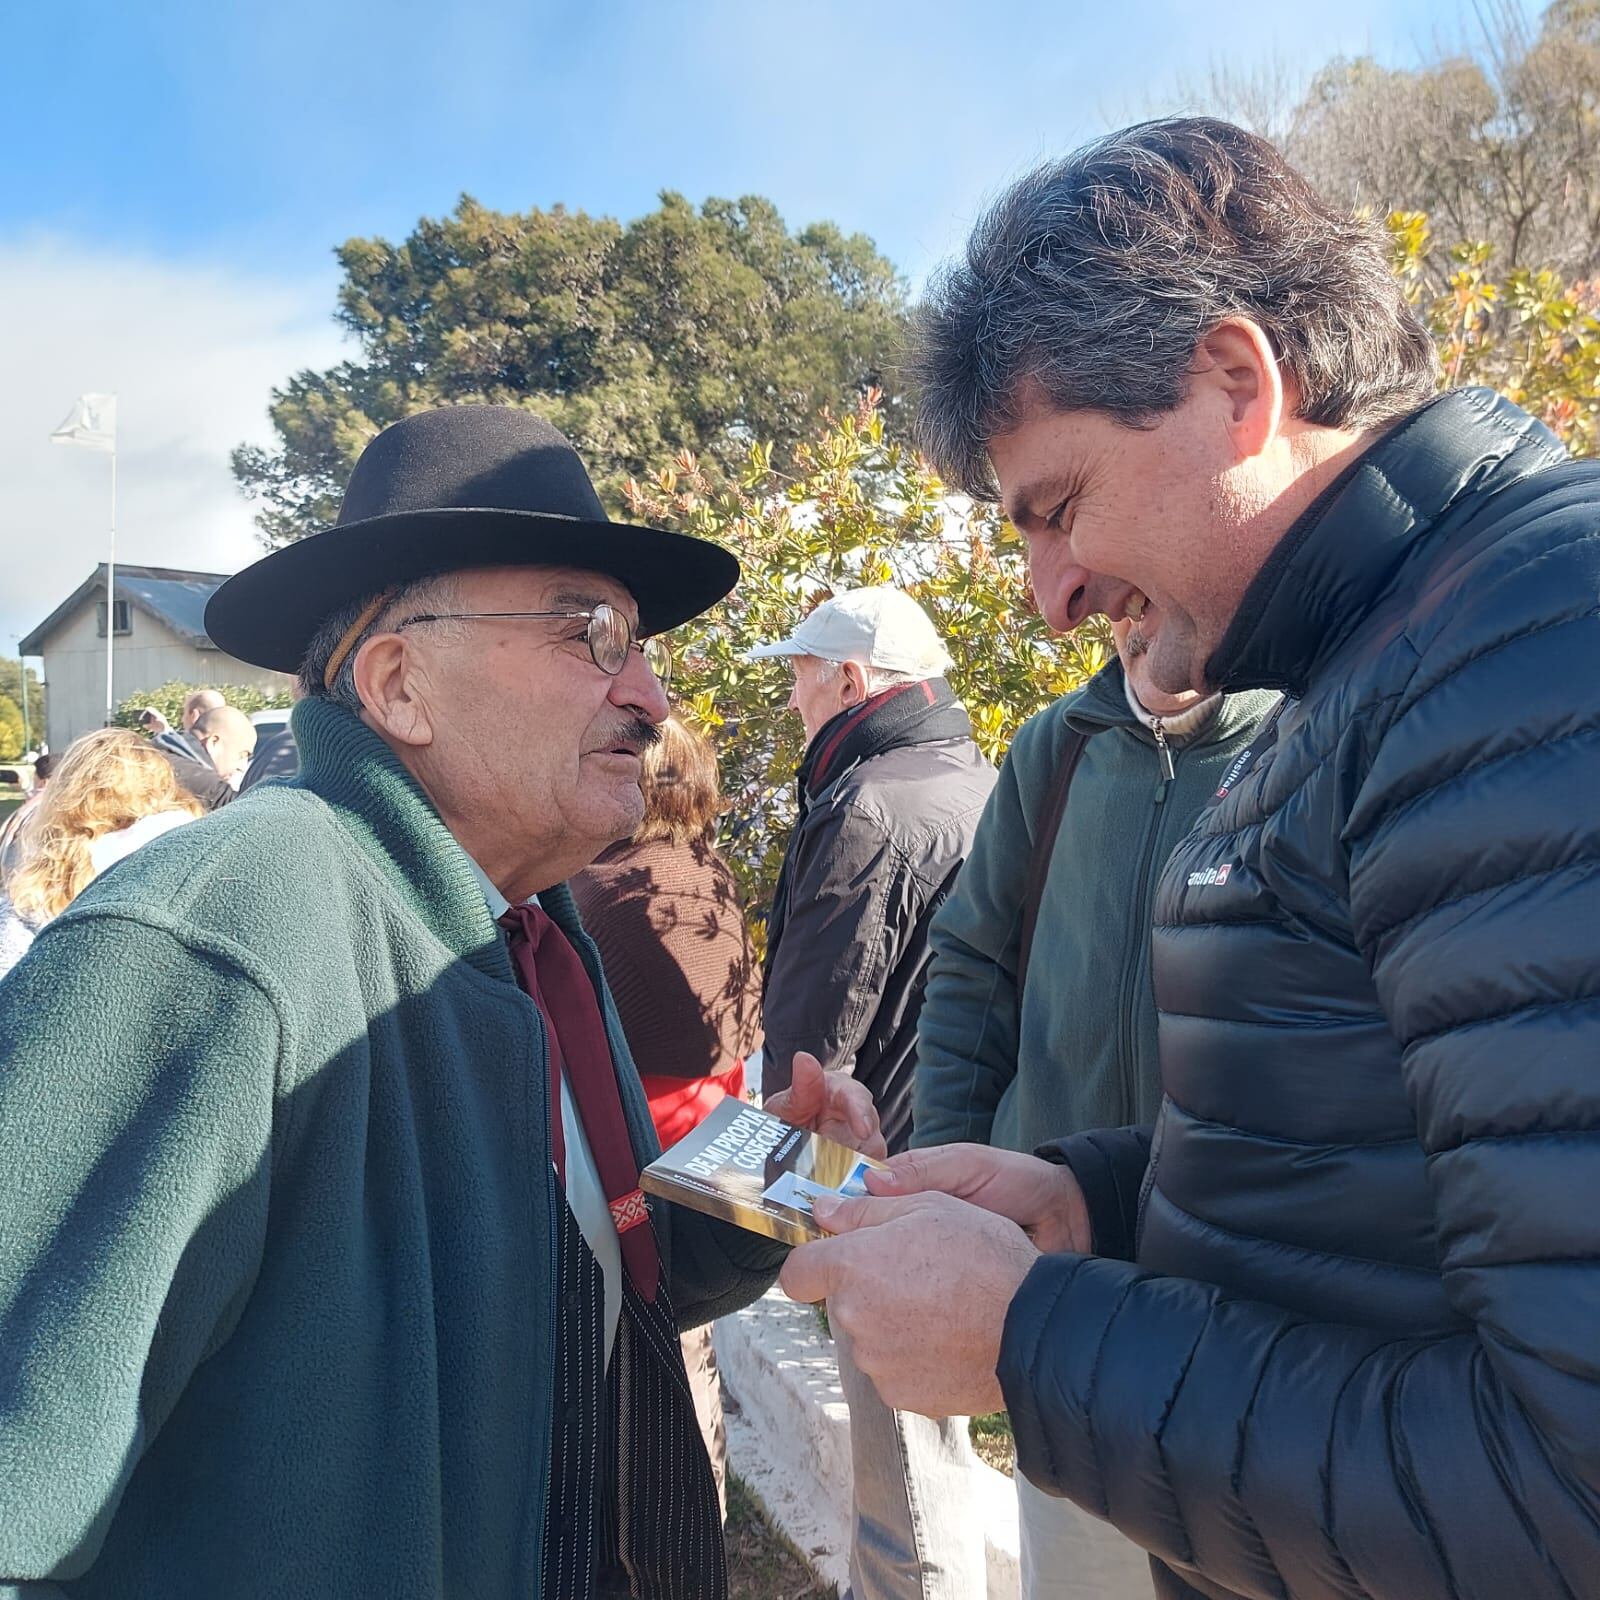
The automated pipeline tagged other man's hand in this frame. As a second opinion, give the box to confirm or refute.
[764,1051,887,1161]
[779,1189,1036,1416]
[870,1143,1092,1254]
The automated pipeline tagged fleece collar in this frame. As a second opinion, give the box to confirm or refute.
[1063,657,1269,750]
[1121,675,1221,743]
[291,697,594,979]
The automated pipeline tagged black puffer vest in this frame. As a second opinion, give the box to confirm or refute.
[1000,389,1600,1600]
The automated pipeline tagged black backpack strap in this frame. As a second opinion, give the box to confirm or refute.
[1017,727,1090,1005]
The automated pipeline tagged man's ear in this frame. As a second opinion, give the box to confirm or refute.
[353,633,436,748]
[840,660,870,708]
[1191,317,1284,461]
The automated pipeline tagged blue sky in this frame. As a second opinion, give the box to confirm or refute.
[2,0,1501,655]
[5,0,1478,280]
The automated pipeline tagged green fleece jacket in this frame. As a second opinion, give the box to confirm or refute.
[0,698,784,1599]
[913,663,1279,1155]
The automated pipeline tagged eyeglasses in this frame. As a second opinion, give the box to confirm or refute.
[396,603,672,684]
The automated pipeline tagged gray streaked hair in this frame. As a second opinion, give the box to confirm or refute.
[817,659,924,693]
[912,116,1441,498]
[298,573,466,714]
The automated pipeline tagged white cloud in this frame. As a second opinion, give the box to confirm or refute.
[0,234,347,652]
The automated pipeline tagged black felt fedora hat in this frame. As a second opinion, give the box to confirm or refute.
[205,405,741,673]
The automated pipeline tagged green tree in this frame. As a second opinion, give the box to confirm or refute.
[0,695,25,762]
[232,194,909,547]
[0,659,44,744]
[1192,1,1600,278]
[1390,211,1600,455]
[629,393,1110,922]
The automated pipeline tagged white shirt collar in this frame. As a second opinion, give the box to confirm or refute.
[465,856,518,920]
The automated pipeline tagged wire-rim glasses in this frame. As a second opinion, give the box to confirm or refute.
[396,603,672,684]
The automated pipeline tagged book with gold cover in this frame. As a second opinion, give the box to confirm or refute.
[641,1096,888,1246]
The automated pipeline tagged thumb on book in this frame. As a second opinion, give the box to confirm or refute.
[810,1192,906,1235]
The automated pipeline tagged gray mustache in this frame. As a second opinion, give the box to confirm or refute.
[595,717,662,753]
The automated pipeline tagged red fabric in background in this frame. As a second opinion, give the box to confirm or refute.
[641,1062,747,1151]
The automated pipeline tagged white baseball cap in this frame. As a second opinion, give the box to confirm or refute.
[747,585,953,677]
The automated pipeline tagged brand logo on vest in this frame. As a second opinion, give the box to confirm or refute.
[1186,863,1233,887]
[1211,697,1289,805]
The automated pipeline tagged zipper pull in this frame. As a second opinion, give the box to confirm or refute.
[1150,716,1175,787]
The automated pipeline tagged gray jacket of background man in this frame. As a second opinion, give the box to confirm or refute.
[914,662,1279,1156]
[761,682,995,1154]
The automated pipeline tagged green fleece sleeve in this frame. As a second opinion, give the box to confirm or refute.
[0,910,278,1584]
[913,715,1047,1150]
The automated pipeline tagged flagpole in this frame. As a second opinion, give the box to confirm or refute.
[49,394,120,725]
[105,445,117,727]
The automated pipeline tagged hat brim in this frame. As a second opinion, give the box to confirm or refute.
[744,637,812,661]
[205,508,741,674]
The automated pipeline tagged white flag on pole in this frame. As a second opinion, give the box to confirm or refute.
[50,393,117,453]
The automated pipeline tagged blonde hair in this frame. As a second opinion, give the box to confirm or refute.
[4,728,204,922]
[634,716,725,847]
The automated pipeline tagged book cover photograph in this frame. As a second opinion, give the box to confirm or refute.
[641,1095,888,1246]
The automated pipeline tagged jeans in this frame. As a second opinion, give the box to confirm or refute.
[833,1323,987,1600]
[1015,1467,1155,1599]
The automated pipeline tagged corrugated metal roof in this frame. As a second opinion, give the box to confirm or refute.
[20,563,232,654]
[115,570,222,647]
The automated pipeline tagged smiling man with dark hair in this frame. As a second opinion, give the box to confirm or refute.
[0,406,879,1600]
[782,119,1600,1600]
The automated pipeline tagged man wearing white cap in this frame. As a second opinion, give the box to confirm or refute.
[751,585,995,1600]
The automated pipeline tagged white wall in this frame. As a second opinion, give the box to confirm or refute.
[41,601,292,750]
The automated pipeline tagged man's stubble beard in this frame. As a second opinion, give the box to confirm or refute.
[1144,469,1269,695]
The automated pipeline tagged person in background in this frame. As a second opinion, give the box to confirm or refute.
[165,704,256,809]
[240,711,302,792]
[912,620,1277,1597]
[194,705,257,790]
[571,713,763,1522]
[0,730,201,979]
[141,688,225,763]
[752,586,995,1151]
[750,585,996,1600]
[0,752,53,877]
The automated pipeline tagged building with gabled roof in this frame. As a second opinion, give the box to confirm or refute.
[20,564,293,752]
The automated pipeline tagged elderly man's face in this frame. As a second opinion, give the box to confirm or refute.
[786,654,863,744]
[990,383,1271,699]
[402,565,669,876]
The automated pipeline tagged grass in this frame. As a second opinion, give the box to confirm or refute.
[726,1472,837,1600]
[969,1411,1015,1477]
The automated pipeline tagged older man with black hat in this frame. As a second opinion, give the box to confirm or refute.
[0,406,879,1600]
